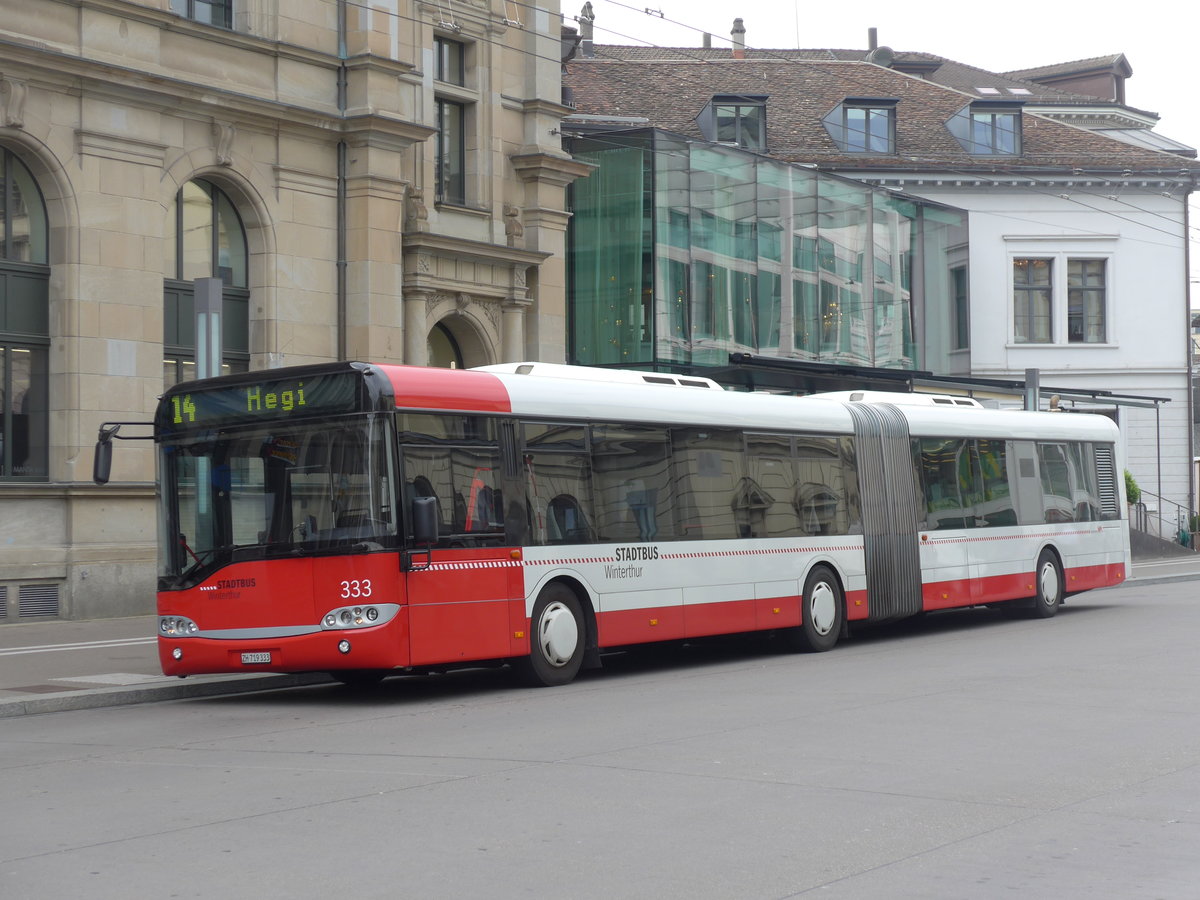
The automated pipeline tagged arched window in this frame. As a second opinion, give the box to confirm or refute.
[0,149,49,480]
[163,179,250,386]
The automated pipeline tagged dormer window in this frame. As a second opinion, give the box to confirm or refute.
[948,103,1022,155]
[696,95,766,151]
[823,98,898,154]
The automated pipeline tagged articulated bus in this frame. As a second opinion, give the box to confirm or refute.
[94,361,1130,687]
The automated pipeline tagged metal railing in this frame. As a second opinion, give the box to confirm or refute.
[1130,490,1197,549]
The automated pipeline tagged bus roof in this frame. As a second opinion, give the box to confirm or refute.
[475,362,723,391]
[156,361,1119,445]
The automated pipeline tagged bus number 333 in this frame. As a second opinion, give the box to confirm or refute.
[341,580,372,599]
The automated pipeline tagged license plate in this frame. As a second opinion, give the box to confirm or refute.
[241,651,271,664]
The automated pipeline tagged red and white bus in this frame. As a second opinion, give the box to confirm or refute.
[95,361,1130,687]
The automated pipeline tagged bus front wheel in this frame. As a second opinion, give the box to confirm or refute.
[783,565,844,653]
[514,584,585,687]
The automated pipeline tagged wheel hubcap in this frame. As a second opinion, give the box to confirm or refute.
[809,582,836,636]
[1039,562,1059,606]
[538,601,579,667]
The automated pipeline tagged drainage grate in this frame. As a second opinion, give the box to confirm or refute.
[19,583,60,618]
[0,585,7,619]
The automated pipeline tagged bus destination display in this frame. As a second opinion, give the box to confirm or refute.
[162,372,362,429]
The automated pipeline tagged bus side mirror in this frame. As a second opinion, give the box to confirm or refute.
[93,424,120,485]
[412,496,438,545]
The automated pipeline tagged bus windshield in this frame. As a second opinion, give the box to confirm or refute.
[158,415,397,586]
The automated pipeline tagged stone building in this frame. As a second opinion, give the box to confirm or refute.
[0,0,586,620]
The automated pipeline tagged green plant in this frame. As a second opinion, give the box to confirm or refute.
[1124,469,1141,505]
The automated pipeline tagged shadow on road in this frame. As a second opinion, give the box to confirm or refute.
[188,599,1119,707]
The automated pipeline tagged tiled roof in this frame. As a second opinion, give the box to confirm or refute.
[589,46,1149,111]
[1004,55,1131,81]
[564,54,1198,173]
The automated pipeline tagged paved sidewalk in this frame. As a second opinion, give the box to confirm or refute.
[2,555,1197,717]
[0,615,332,718]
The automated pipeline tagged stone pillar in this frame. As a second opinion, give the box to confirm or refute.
[501,298,532,363]
[404,289,433,366]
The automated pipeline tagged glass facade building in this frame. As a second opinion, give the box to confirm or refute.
[568,130,968,376]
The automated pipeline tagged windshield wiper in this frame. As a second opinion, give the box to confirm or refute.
[181,546,223,581]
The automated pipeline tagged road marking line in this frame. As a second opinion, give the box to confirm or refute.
[0,638,156,657]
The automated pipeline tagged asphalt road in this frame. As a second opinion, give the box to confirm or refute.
[2,576,1199,898]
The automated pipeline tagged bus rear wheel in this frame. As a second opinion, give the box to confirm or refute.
[514,584,585,687]
[1029,550,1063,619]
[783,565,843,653]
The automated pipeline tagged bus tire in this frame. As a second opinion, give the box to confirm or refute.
[784,565,843,653]
[1029,550,1063,619]
[514,583,585,687]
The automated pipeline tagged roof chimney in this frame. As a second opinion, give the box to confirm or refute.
[702,32,711,49]
[579,2,595,59]
[731,18,745,59]
[868,27,878,50]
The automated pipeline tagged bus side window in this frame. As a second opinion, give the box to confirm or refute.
[402,444,502,542]
[592,425,675,542]
[796,435,853,535]
[1067,443,1100,521]
[918,437,976,530]
[672,427,741,541]
[743,434,796,538]
[523,448,593,545]
[1038,442,1074,523]
[975,439,1017,527]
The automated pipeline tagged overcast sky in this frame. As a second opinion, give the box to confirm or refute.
[579,0,1199,287]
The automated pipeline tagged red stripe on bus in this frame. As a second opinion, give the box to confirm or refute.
[922,562,1124,611]
[378,365,512,413]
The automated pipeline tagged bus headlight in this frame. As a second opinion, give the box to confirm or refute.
[320,603,400,631]
[159,615,199,636]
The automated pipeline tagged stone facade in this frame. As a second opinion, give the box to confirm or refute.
[0,0,588,620]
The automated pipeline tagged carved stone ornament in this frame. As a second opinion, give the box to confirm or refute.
[483,299,501,333]
[212,120,236,166]
[405,187,429,232]
[1,75,28,129]
[503,204,525,248]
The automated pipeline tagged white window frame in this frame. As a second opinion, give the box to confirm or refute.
[1004,237,1116,348]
